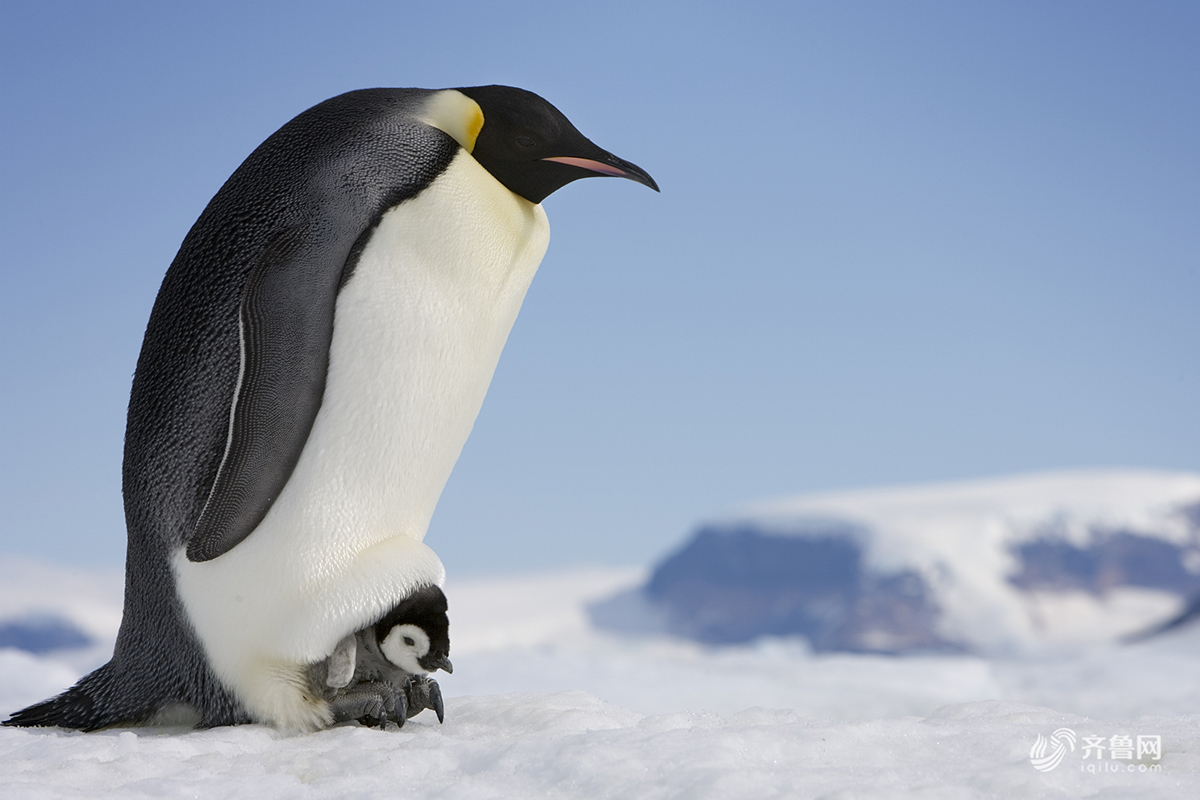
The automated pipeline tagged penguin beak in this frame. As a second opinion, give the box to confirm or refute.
[542,155,660,192]
[419,652,453,674]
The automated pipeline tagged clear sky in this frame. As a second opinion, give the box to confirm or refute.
[2,1,1198,574]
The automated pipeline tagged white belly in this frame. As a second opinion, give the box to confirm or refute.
[173,151,550,728]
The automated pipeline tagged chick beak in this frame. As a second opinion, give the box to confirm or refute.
[419,652,453,674]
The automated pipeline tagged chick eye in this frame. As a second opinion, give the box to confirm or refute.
[515,135,536,148]
[403,636,416,647]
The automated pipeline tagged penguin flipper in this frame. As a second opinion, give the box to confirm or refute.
[187,225,341,562]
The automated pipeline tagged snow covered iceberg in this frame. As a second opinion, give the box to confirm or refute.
[591,470,1200,654]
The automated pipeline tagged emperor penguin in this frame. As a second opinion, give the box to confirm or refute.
[4,86,657,732]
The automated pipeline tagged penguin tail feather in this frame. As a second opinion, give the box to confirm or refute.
[2,663,145,731]
[4,693,93,730]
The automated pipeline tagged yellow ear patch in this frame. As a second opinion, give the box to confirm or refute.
[420,90,485,153]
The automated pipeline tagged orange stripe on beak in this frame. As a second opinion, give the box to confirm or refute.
[541,156,630,177]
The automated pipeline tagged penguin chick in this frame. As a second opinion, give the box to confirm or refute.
[310,584,451,727]
[373,583,453,678]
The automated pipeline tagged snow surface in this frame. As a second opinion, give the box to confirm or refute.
[2,559,1199,798]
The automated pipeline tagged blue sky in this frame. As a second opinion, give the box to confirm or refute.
[2,1,1198,574]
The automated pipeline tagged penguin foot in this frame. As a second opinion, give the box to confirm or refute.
[404,676,444,724]
[328,681,407,729]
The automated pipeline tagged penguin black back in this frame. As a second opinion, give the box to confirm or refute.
[168,90,460,563]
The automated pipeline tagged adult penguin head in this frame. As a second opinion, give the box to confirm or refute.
[446,85,659,204]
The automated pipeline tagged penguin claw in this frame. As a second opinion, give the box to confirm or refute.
[429,679,444,724]
[391,684,409,729]
[329,676,443,729]
[403,676,444,724]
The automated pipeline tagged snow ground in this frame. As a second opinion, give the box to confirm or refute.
[2,560,1198,798]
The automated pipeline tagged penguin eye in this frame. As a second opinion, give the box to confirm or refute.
[403,636,416,647]
[515,135,536,148]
